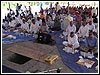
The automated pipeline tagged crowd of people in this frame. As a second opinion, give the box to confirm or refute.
[2,2,98,57]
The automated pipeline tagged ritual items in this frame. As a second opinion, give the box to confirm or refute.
[76,58,95,68]
[44,55,59,64]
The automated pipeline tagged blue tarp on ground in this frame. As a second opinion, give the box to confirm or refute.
[52,31,98,73]
[2,31,35,44]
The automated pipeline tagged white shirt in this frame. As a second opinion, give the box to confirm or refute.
[34,14,39,20]
[35,20,42,27]
[18,18,23,24]
[21,22,29,32]
[67,24,76,35]
[78,25,89,37]
[92,8,97,16]
[30,23,39,33]
[68,34,79,46]
[9,20,17,27]
[27,19,32,25]
[56,4,61,12]
[87,23,95,31]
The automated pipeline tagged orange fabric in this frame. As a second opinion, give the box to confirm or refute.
[40,14,46,19]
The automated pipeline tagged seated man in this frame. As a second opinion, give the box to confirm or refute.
[37,19,53,44]
[19,18,29,33]
[60,20,76,41]
[80,30,98,57]
[77,20,89,41]
[87,20,95,31]
[63,32,79,54]
[2,19,8,30]
[51,13,61,31]
[66,20,76,36]
[29,19,39,34]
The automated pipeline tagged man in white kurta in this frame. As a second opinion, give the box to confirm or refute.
[63,32,79,54]
[9,18,18,27]
[87,20,95,31]
[29,19,39,34]
[35,17,42,28]
[91,7,97,16]
[66,21,76,36]
[60,20,76,40]
[20,18,29,33]
[77,21,89,38]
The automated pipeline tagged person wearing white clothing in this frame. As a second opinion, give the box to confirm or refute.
[27,18,32,25]
[20,18,29,33]
[9,17,17,27]
[55,2,61,13]
[35,17,42,28]
[34,12,39,20]
[66,21,76,36]
[91,7,97,16]
[63,32,79,54]
[77,20,89,39]
[87,20,95,31]
[29,19,39,34]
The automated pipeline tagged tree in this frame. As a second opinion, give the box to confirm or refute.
[45,2,49,5]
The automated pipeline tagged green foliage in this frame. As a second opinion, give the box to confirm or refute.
[45,2,49,5]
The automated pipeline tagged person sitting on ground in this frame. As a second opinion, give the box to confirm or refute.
[34,12,39,20]
[63,32,79,54]
[51,13,61,31]
[39,19,49,33]
[19,18,29,33]
[37,19,53,44]
[8,17,18,31]
[87,20,95,31]
[77,20,89,40]
[2,19,8,30]
[29,19,39,34]
[35,17,42,28]
[66,20,76,36]
[9,17,18,28]
[80,30,98,57]
[60,19,76,40]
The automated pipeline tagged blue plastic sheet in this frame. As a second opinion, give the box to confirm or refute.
[2,31,35,44]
